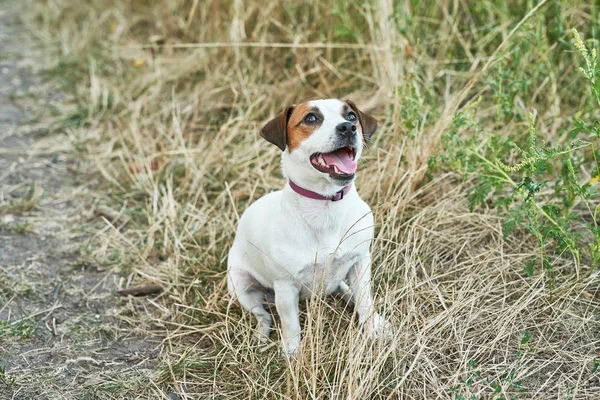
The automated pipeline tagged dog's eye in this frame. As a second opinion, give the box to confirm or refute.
[304,113,318,124]
[347,112,357,121]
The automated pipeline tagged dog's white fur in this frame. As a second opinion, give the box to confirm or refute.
[227,99,389,355]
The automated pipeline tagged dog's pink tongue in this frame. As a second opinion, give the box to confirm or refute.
[322,149,357,174]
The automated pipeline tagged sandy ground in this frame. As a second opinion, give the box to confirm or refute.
[0,6,159,399]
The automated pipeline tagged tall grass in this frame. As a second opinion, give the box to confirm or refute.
[24,0,600,398]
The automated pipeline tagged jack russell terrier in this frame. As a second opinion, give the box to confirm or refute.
[227,99,390,355]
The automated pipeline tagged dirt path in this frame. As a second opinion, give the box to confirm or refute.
[0,6,158,400]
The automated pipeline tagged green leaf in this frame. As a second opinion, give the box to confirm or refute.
[333,26,353,38]
[541,204,562,219]
[523,259,535,277]
[503,206,525,241]
[521,330,532,345]
[468,180,493,212]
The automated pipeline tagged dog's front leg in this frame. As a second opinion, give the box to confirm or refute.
[274,280,301,356]
[347,257,390,339]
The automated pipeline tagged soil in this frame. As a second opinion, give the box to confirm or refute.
[0,6,159,399]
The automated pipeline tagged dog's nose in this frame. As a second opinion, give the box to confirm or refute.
[336,122,357,136]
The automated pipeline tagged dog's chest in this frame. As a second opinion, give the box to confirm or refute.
[291,222,369,298]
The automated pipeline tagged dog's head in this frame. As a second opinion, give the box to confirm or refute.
[260,99,378,195]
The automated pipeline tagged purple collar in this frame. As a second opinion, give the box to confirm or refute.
[288,180,352,202]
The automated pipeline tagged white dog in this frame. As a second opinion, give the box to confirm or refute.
[227,99,389,355]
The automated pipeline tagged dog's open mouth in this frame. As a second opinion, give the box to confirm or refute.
[310,146,357,178]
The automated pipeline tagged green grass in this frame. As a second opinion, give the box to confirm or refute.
[0,221,32,234]
[0,317,37,341]
[0,184,43,215]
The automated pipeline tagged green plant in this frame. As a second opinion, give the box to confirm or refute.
[0,317,37,341]
[0,184,43,215]
[452,331,531,400]
[0,221,32,234]
[0,365,16,386]
[433,29,600,295]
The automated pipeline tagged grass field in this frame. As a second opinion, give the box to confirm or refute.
[5,0,600,398]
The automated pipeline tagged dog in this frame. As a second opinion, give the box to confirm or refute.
[227,99,389,355]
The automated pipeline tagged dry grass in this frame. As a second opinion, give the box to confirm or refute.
[17,0,600,398]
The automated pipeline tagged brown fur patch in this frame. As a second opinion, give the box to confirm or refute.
[287,103,323,152]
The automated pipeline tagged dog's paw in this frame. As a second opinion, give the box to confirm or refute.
[254,319,272,343]
[362,313,393,340]
[280,338,301,358]
[254,330,269,344]
[280,347,298,358]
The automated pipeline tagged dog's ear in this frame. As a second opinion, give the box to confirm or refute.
[345,99,378,143]
[260,105,295,151]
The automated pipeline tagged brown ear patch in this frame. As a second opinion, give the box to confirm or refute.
[260,105,294,151]
[345,99,378,142]
[286,103,323,152]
